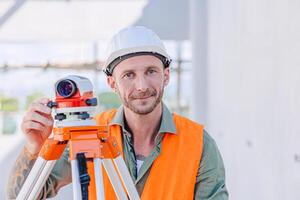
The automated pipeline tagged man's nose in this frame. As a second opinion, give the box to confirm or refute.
[135,76,148,91]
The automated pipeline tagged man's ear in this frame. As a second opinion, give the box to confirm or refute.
[163,67,170,86]
[107,76,116,92]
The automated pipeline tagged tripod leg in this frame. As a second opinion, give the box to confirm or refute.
[94,158,105,200]
[71,160,82,200]
[113,156,140,200]
[16,157,56,200]
[102,159,128,200]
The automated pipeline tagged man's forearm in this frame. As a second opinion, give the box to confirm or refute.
[6,146,37,199]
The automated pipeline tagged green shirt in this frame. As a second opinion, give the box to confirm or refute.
[40,104,228,199]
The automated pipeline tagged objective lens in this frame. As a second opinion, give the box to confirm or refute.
[56,80,76,98]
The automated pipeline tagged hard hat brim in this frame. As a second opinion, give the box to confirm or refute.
[103,46,171,76]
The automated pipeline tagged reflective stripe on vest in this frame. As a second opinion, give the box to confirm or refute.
[95,109,204,200]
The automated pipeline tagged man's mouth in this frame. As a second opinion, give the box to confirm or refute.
[130,91,156,100]
[133,95,153,100]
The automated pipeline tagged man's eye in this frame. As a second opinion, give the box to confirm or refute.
[123,73,134,79]
[147,69,157,74]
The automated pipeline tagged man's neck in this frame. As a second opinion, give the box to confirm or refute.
[123,103,163,153]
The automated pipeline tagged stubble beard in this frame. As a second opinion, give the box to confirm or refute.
[117,87,164,115]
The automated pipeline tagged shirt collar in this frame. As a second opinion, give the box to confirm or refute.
[109,102,177,135]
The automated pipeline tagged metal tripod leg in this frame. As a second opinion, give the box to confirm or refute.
[71,158,106,200]
[94,158,105,200]
[102,159,128,200]
[16,157,57,200]
[113,156,140,200]
[17,156,139,200]
[71,160,82,200]
[73,156,139,200]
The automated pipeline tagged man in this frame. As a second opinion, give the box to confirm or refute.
[7,26,228,199]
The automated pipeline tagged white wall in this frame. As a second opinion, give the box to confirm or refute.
[191,0,300,199]
[1,0,300,199]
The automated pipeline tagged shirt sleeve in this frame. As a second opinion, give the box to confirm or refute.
[194,130,229,200]
[37,147,72,199]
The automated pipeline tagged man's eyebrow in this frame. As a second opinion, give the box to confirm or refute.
[120,69,134,76]
[119,65,161,76]
[146,65,161,69]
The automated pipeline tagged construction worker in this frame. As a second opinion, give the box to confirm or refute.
[7,26,228,199]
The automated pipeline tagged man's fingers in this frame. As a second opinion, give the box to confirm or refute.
[23,112,53,127]
[29,102,52,115]
[35,97,51,105]
[22,121,45,133]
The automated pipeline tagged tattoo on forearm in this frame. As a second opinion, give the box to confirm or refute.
[6,147,37,199]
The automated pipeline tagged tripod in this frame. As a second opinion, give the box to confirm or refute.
[16,118,140,200]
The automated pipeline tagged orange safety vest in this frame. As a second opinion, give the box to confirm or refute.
[95,109,204,200]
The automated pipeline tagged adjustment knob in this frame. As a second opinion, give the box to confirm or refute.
[55,113,66,121]
[47,101,58,108]
[78,112,90,120]
[85,98,98,106]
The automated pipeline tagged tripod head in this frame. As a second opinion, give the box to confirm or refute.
[47,75,98,127]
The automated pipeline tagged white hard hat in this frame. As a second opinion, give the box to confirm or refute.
[103,26,172,76]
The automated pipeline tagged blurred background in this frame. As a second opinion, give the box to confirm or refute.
[0,0,299,199]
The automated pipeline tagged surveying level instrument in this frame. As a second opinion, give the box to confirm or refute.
[17,75,140,200]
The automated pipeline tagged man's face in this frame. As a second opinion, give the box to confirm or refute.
[107,55,170,115]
